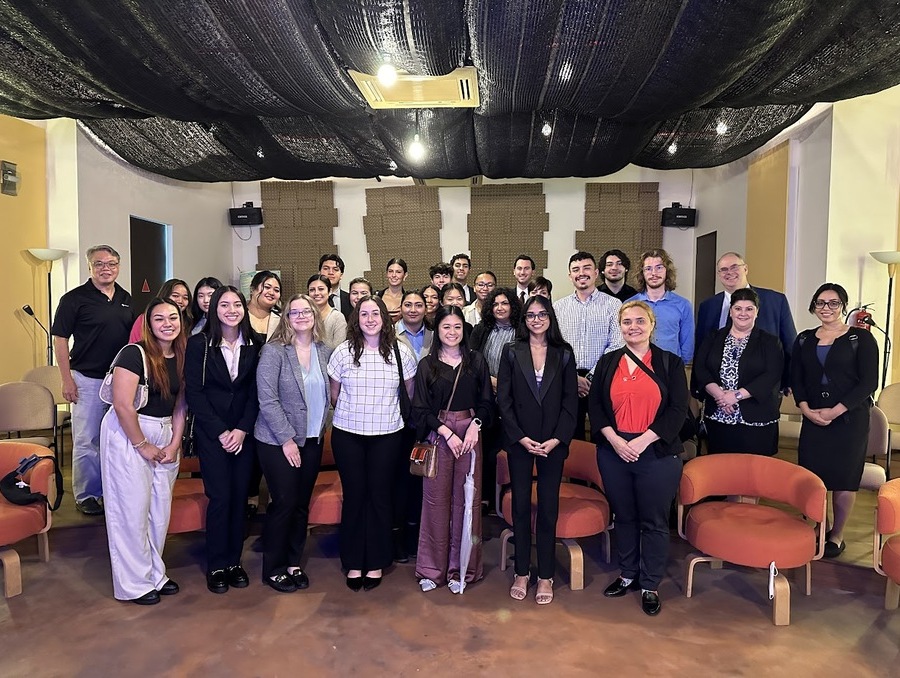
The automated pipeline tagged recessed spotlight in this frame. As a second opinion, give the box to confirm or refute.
[388,159,398,171]
[667,143,677,155]
[408,134,425,162]
[716,121,728,135]
[541,122,552,137]
[377,62,397,87]
[256,147,265,158]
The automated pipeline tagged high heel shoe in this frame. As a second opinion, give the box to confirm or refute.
[346,575,364,592]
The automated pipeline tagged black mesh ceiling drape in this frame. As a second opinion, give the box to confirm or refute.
[1,0,899,181]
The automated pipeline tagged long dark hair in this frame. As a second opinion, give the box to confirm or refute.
[346,296,396,366]
[158,278,193,330]
[481,287,521,332]
[205,286,253,347]
[516,296,573,350]
[425,305,472,384]
[139,298,186,399]
[250,270,283,312]
[190,276,223,326]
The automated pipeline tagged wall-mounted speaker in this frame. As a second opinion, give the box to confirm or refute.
[661,203,696,228]
[229,203,263,227]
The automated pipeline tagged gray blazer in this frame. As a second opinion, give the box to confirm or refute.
[254,341,331,446]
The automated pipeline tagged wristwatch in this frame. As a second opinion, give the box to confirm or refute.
[472,418,483,430]
[734,391,744,401]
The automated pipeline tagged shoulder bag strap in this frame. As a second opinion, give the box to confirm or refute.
[202,339,209,387]
[444,363,462,412]
[622,345,665,392]
[394,342,412,414]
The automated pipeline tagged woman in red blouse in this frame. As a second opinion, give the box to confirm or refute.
[588,301,688,616]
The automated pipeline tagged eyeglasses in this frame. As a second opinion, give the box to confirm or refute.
[525,311,549,322]
[475,281,495,289]
[91,260,119,270]
[717,263,745,274]
[814,300,842,310]
[287,309,315,319]
[642,264,666,273]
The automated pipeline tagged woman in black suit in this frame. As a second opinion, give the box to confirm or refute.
[791,283,878,558]
[693,288,784,455]
[497,295,578,605]
[185,286,260,594]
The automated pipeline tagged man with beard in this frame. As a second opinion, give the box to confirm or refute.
[320,253,351,321]
[554,251,624,440]
[629,248,694,362]
[598,249,637,302]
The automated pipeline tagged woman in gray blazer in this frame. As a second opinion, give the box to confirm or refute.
[254,293,331,593]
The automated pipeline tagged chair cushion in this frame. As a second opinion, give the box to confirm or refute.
[309,470,342,526]
[685,502,816,569]
[500,482,610,539]
[860,463,887,492]
[883,536,900,584]
[167,479,207,534]
[0,501,47,545]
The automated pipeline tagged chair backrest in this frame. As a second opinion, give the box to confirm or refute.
[877,383,900,424]
[877,478,900,535]
[868,406,890,459]
[22,366,66,406]
[680,453,826,522]
[779,397,802,419]
[563,439,603,491]
[0,382,56,432]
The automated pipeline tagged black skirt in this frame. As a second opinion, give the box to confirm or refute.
[797,405,869,491]
[704,419,778,456]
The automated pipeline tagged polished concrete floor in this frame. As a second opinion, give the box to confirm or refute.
[2,443,899,677]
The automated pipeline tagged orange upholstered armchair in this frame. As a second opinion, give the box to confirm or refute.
[496,439,611,591]
[678,454,826,625]
[309,428,342,529]
[874,478,900,610]
[0,442,55,597]
[167,457,208,535]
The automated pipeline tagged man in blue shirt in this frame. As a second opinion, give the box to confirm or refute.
[628,248,694,362]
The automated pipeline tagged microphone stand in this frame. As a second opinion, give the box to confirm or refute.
[22,305,52,366]
[863,317,892,389]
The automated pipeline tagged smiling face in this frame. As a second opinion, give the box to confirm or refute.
[349,282,371,308]
[401,295,425,327]
[386,264,407,288]
[717,254,748,294]
[168,284,190,311]
[437,314,464,349]
[89,250,120,287]
[620,305,654,349]
[357,299,384,339]
[196,285,216,314]
[530,286,550,299]
[814,290,844,325]
[514,258,534,286]
[149,302,181,344]
[452,258,470,283]
[473,273,496,302]
[287,298,316,335]
[443,289,465,308]
[423,288,439,315]
[603,255,626,284]
[307,279,330,309]
[431,272,451,289]
[729,299,758,334]
[524,301,550,339]
[254,276,281,311]
[320,259,342,289]
[568,258,599,291]
[492,294,511,323]
[641,257,667,290]
[216,291,244,328]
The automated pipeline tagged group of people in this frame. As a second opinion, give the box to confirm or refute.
[49,243,878,615]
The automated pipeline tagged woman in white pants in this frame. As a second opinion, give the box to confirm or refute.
[100,297,187,605]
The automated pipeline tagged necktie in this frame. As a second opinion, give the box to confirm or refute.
[520,290,526,305]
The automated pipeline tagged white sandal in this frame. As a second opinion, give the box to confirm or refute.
[535,578,554,605]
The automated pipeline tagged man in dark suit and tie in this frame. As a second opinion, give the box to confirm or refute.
[320,253,351,321]
[695,252,797,388]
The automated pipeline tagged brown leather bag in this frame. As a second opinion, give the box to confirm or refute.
[410,366,462,478]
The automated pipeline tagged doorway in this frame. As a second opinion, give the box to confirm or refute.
[130,216,168,316]
[694,231,718,313]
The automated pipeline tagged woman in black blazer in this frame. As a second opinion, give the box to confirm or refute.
[693,288,784,455]
[497,295,577,605]
[589,301,688,617]
[185,286,260,595]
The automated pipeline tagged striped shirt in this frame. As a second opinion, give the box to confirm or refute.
[553,289,624,372]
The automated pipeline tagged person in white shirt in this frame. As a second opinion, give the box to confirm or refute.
[513,254,535,306]
[463,271,497,326]
[450,253,475,303]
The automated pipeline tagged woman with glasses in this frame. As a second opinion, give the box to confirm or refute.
[463,271,497,326]
[791,283,878,558]
[254,294,331,592]
[497,296,577,604]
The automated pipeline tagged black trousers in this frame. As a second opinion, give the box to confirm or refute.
[596,439,682,590]
[198,436,255,571]
[480,416,502,508]
[574,369,591,441]
[332,428,401,572]
[393,426,422,529]
[507,442,566,579]
[257,438,323,579]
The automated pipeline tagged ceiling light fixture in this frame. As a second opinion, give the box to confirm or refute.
[667,143,677,155]
[716,121,728,135]
[377,55,398,87]
[408,134,425,162]
[541,122,552,137]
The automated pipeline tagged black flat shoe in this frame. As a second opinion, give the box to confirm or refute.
[393,529,409,564]
[641,590,662,616]
[264,573,297,593]
[824,540,846,559]
[207,569,229,594]
[246,502,259,520]
[346,576,364,592]
[226,565,250,588]
[362,576,382,591]
[158,579,179,595]
[288,570,310,590]
[603,577,640,598]
[132,590,160,606]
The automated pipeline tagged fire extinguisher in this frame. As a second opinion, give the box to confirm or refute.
[848,304,873,331]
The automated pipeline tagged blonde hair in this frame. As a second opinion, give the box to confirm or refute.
[619,300,656,326]
[269,294,322,345]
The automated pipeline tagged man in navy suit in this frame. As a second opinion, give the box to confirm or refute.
[695,252,797,389]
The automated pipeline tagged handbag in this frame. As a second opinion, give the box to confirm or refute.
[0,453,64,511]
[99,343,149,410]
[409,365,462,478]
[182,340,208,457]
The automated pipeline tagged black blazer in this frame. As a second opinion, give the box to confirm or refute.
[336,290,352,321]
[791,327,878,411]
[497,342,578,451]
[588,344,688,458]
[185,333,261,452]
[693,327,783,424]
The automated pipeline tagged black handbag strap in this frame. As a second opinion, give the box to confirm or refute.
[622,346,667,399]
[394,342,412,414]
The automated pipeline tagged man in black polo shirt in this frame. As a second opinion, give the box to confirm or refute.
[598,248,638,302]
[52,245,134,515]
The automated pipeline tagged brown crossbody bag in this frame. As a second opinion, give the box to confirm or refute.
[409,366,462,478]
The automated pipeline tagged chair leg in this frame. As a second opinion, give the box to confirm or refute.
[37,532,50,563]
[710,559,723,570]
[560,538,583,591]
[500,528,513,572]
[772,571,791,626]
[601,529,611,564]
[885,578,900,611]
[0,546,23,598]
[805,562,812,596]
[684,553,716,597]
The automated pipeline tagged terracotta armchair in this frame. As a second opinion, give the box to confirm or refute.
[167,456,208,534]
[874,478,900,610]
[309,428,342,529]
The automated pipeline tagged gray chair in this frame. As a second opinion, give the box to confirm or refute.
[22,366,70,464]
[0,382,58,458]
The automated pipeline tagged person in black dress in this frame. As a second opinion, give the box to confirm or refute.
[791,283,878,558]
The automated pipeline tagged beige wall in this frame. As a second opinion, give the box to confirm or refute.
[746,142,790,291]
[0,116,48,382]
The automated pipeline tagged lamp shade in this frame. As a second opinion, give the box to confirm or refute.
[870,251,900,265]
[27,248,69,262]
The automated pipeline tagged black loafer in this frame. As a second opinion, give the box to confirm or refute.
[362,576,382,591]
[288,569,310,590]
[226,565,250,588]
[641,590,662,616]
[76,497,104,516]
[132,590,160,606]
[158,579,179,595]
[346,576,364,592]
[206,569,229,594]
[824,540,846,559]
[264,573,297,593]
[603,577,640,597]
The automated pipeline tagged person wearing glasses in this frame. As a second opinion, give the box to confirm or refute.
[52,245,135,516]
[497,296,577,605]
[695,252,796,389]
[463,271,497,326]
[627,248,694,362]
[791,283,878,559]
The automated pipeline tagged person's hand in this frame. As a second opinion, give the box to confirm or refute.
[609,435,637,462]
[62,376,78,403]
[219,429,246,453]
[160,443,180,464]
[801,405,830,427]
[445,431,464,458]
[490,375,498,395]
[461,422,480,454]
[137,442,163,465]
[519,436,543,455]
[719,390,740,408]
[577,376,591,398]
[282,439,301,468]
[818,406,844,424]
[536,438,560,456]
[627,437,652,456]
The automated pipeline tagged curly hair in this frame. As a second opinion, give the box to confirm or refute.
[346,296,397,366]
[480,287,521,332]
[635,248,677,292]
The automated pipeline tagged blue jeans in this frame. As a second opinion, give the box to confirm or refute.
[71,371,108,502]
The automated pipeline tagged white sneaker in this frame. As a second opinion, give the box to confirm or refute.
[419,578,437,592]
[448,579,464,595]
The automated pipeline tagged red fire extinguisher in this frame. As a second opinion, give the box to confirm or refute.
[848,304,873,330]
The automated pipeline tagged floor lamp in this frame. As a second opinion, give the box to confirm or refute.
[26,247,68,366]
[870,250,900,389]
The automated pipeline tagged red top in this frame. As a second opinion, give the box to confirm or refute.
[609,350,661,434]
